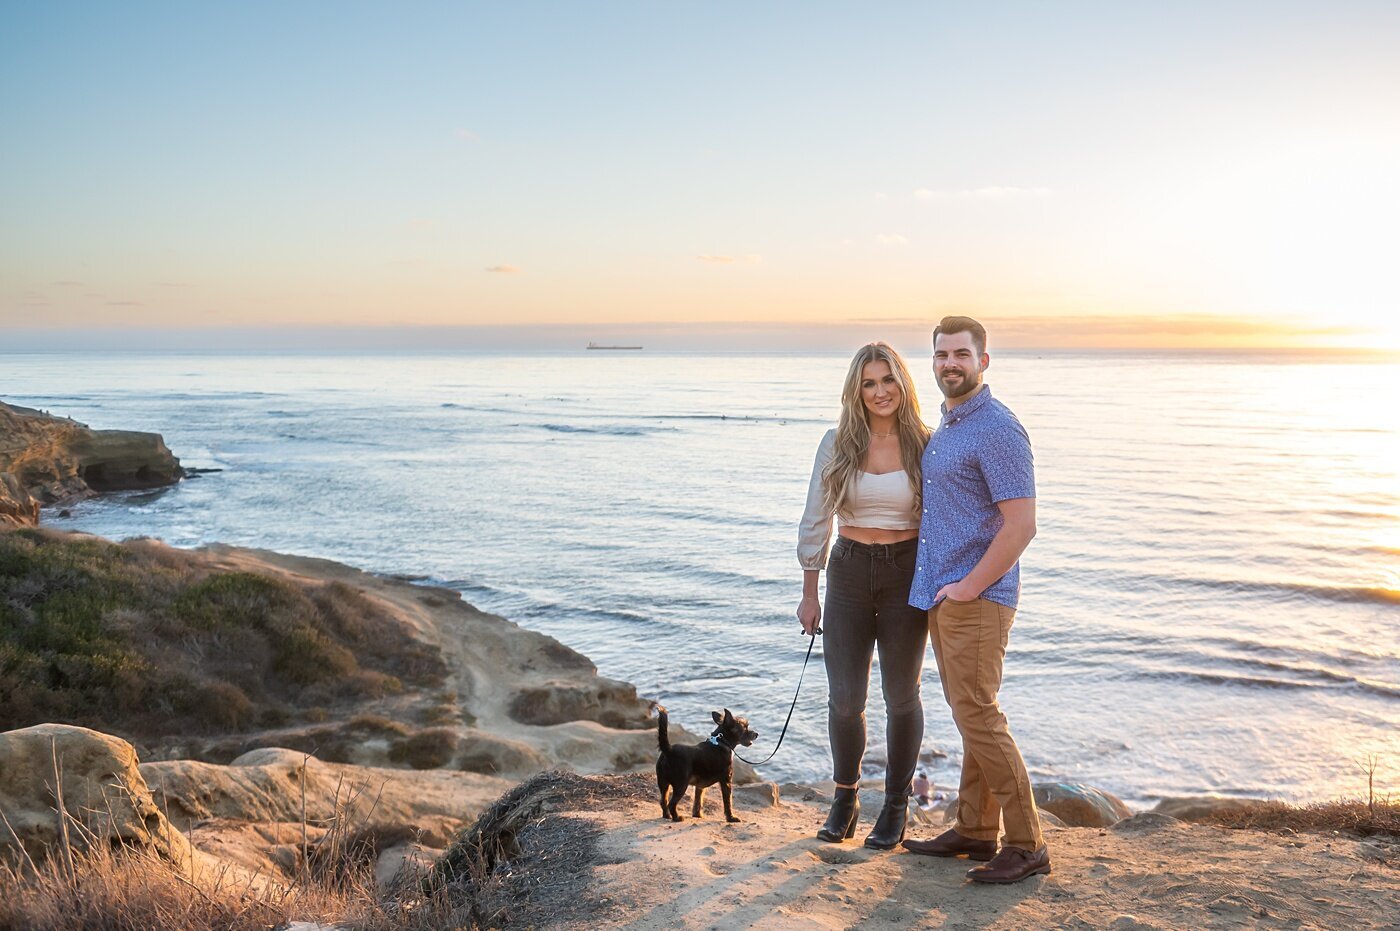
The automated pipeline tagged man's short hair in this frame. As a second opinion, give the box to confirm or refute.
[932,316,987,355]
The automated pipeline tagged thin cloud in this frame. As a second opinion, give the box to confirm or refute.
[696,254,761,264]
[485,264,522,274]
[106,300,143,306]
[875,234,908,246]
[454,128,479,142]
[914,186,1052,199]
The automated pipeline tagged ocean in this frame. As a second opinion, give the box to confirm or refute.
[5,349,1397,806]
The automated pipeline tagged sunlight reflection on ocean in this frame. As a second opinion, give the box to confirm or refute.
[8,349,1399,805]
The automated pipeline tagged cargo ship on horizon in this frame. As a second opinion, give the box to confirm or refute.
[585,341,643,350]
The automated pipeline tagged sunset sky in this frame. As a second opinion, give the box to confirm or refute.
[3,2,1398,350]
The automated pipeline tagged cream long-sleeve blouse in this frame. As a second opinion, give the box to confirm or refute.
[797,428,921,569]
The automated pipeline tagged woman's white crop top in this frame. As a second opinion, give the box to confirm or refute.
[797,428,919,569]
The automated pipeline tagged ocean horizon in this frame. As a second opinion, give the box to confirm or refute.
[5,348,1397,806]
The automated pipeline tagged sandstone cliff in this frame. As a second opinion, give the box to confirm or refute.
[0,400,182,527]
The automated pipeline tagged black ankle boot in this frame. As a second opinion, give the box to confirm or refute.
[816,787,860,842]
[863,794,908,850]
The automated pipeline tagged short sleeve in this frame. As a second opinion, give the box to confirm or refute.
[976,416,1035,503]
[797,429,837,569]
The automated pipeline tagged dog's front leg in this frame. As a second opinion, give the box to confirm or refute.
[691,785,706,818]
[721,778,739,823]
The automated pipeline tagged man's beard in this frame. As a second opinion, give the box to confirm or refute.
[938,367,982,399]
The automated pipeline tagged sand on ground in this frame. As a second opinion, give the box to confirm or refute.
[493,777,1399,931]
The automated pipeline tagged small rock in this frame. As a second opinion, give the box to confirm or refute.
[733,782,780,808]
[1033,782,1133,827]
[1357,841,1392,862]
[780,782,826,803]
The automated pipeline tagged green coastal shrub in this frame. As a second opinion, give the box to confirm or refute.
[0,528,447,744]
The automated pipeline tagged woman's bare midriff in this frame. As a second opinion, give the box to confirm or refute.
[839,526,919,545]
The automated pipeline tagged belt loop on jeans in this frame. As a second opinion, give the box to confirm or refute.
[839,537,915,562]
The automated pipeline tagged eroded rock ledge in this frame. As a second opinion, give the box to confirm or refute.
[0,400,182,527]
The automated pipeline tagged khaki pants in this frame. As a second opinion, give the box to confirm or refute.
[928,597,1044,851]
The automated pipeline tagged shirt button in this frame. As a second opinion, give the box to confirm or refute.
[923,508,928,513]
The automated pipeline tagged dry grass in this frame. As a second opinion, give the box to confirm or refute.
[430,770,650,927]
[0,828,479,931]
[1193,797,1400,838]
[388,727,459,770]
[0,747,478,931]
[1195,756,1398,840]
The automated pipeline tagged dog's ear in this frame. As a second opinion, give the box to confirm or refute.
[723,708,735,722]
[711,711,723,725]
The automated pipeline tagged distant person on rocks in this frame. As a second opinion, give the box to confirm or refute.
[913,770,932,808]
[901,316,1050,884]
[797,341,932,850]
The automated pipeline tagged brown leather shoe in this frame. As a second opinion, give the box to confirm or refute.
[966,845,1051,883]
[901,828,996,861]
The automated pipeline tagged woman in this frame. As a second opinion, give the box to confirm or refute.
[797,341,931,849]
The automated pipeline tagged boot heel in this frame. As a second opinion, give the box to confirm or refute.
[817,787,861,843]
[863,795,910,850]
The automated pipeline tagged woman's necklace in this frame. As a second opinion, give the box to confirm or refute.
[870,428,896,438]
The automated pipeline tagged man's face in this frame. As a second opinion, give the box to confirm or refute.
[933,330,988,399]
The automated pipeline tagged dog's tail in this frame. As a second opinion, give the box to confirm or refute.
[656,707,671,754]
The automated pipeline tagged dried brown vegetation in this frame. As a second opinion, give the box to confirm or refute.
[1193,797,1400,839]
[0,747,478,931]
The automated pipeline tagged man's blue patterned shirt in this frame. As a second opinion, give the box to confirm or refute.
[908,385,1035,611]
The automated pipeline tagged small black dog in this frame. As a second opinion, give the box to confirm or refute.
[655,708,758,823]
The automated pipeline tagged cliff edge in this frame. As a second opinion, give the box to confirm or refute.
[0,400,182,527]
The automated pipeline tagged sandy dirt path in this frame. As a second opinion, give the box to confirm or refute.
[508,781,1399,930]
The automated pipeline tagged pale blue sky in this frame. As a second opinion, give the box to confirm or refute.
[3,2,1399,348]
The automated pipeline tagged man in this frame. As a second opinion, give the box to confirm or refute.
[902,315,1049,884]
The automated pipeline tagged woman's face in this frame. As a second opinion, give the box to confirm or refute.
[859,359,902,420]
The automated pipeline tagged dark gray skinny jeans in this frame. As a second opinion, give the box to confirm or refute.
[823,536,926,798]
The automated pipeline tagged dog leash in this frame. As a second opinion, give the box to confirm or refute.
[732,630,817,767]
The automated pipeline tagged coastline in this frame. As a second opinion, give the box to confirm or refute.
[4,399,1398,927]
[3,527,1397,929]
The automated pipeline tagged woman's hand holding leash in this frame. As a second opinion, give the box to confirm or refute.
[797,595,822,635]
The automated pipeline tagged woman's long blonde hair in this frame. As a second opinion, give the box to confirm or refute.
[822,342,931,518]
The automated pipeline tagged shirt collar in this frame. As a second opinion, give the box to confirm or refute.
[940,384,993,425]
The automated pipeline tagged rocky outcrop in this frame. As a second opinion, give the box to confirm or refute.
[1150,795,1269,821]
[0,472,38,528]
[508,679,655,729]
[0,724,193,870]
[1032,781,1133,827]
[141,747,514,848]
[0,400,181,523]
[0,724,513,885]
